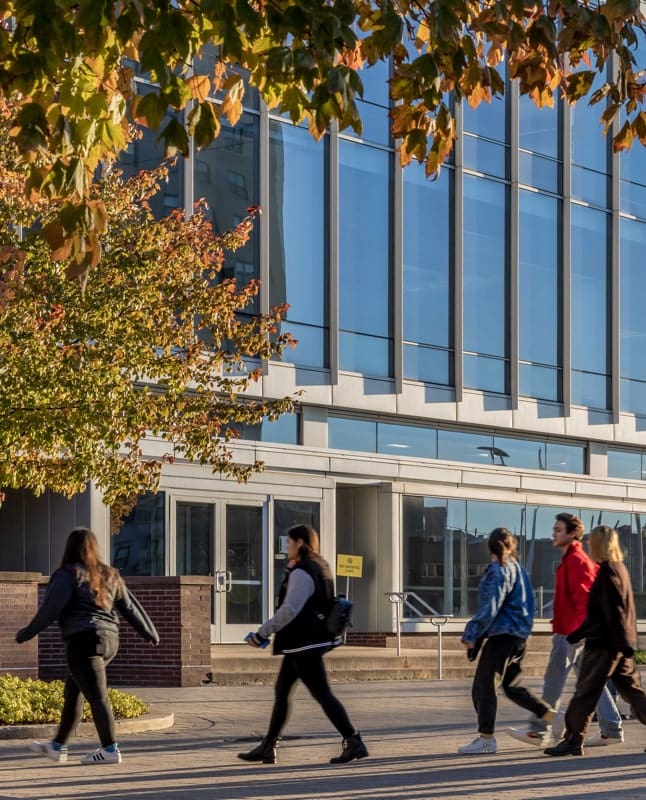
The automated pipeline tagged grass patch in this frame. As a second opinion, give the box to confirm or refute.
[634,650,646,665]
[0,674,149,725]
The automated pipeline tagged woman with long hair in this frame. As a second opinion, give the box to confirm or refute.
[458,527,559,754]
[238,524,368,765]
[545,525,646,756]
[16,527,159,765]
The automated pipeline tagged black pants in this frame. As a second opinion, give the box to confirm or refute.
[55,630,119,747]
[472,634,550,735]
[265,649,355,743]
[565,648,646,746]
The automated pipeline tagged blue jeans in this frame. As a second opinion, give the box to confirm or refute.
[529,633,622,737]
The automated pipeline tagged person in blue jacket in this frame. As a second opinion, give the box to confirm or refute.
[458,527,561,754]
[15,527,159,765]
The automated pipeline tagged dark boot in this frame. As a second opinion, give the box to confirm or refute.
[330,733,369,764]
[237,738,277,764]
[544,740,583,757]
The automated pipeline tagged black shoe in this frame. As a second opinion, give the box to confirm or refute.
[544,740,583,757]
[237,740,277,764]
[330,733,369,764]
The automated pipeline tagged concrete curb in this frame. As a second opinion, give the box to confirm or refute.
[0,711,174,740]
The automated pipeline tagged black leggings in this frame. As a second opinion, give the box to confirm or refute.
[56,630,119,747]
[472,634,550,735]
[265,649,355,743]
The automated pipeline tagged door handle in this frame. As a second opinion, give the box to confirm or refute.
[226,570,233,592]
[215,570,226,592]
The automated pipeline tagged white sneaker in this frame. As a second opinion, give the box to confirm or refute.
[458,736,497,754]
[29,740,68,763]
[80,746,122,764]
[507,727,550,747]
[551,711,566,742]
[585,732,624,747]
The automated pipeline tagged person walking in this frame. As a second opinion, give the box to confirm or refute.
[545,525,646,756]
[15,527,159,765]
[237,524,368,765]
[458,527,560,755]
[508,512,623,748]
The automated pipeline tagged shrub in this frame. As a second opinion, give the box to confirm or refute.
[634,651,646,665]
[0,674,149,725]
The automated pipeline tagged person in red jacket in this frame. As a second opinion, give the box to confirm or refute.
[545,525,646,756]
[508,512,623,747]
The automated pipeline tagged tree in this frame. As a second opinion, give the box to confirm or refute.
[0,96,296,508]
[0,0,644,271]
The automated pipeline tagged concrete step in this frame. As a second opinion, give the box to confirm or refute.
[208,644,551,685]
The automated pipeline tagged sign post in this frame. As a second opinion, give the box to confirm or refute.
[336,554,363,599]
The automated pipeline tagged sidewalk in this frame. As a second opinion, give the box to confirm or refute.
[1,677,645,800]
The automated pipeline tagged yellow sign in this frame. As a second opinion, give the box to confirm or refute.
[336,554,363,578]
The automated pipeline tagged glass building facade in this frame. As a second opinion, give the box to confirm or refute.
[4,53,646,642]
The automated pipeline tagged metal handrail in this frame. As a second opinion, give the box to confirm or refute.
[385,591,453,679]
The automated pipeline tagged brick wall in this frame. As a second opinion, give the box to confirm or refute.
[0,572,42,679]
[346,632,389,647]
[38,576,212,687]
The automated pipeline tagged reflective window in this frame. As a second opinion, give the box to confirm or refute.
[492,437,546,470]
[339,142,392,376]
[519,151,560,194]
[193,45,260,109]
[608,450,642,481]
[403,164,452,383]
[242,413,300,445]
[269,122,328,368]
[328,416,377,451]
[463,135,508,179]
[377,422,437,459]
[571,204,611,409]
[519,191,561,401]
[274,500,320,608]
[463,353,508,395]
[546,442,585,474]
[519,94,559,158]
[619,30,646,197]
[176,502,213,575]
[403,344,452,385]
[620,217,646,413]
[571,66,610,176]
[437,429,494,465]
[195,113,260,312]
[462,88,507,143]
[402,496,450,614]
[119,89,184,218]
[112,492,165,576]
[463,176,508,393]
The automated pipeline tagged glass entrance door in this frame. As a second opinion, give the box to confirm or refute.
[173,497,266,643]
[217,504,265,641]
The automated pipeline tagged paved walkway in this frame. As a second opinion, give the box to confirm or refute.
[1,677,645,800]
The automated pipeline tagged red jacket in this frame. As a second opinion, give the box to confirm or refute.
[552,540,598,635]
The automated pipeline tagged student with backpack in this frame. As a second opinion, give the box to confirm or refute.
[238,524,368,766]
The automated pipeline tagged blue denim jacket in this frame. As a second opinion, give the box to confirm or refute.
[463,559,535,644]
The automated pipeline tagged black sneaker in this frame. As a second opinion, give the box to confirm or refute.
[330,733,369,764]
[544,740,583,757]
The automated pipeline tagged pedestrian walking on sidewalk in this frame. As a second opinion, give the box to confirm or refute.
[508,512,623,749]
[237,524,368,766]
[458,528,560,755]
[15,527,159,765]
[545,525,646,757]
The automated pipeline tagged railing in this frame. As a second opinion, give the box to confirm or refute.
[385,591,453,679]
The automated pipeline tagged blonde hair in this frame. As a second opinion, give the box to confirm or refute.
[589,525,624,563]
